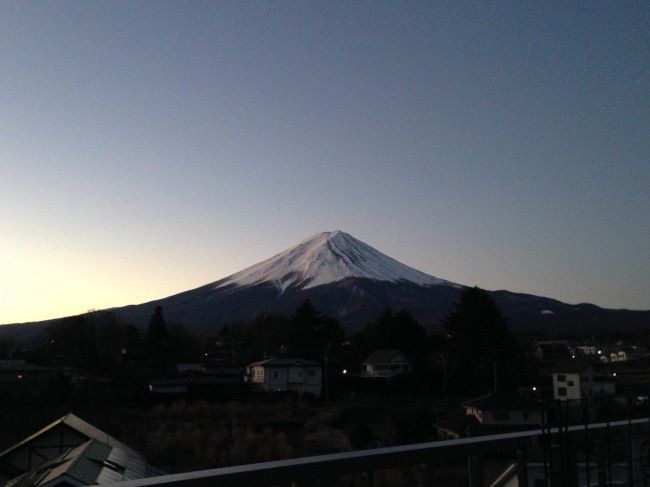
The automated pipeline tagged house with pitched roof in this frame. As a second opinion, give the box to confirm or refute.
[360,350,411,378]
[0,414,161,486]
[249,358,321,396]
[435,394,541,439]
[4,439,162,487]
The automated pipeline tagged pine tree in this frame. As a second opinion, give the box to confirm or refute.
[147,305,170,371]
[442,287,519,394]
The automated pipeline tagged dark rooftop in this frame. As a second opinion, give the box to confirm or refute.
[249,358,321,367]
[462,394,540,411]
[362,350,407,364]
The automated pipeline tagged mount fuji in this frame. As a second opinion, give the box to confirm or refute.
[215,230,458,292]
[104,230,649,333]
[2,231,649,337]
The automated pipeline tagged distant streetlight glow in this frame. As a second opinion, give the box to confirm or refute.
[532,386,537,391]
[342,369,348,375]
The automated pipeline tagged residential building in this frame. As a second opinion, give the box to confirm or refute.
[0,414,162,486]
[4,439,162,487]
[591,375,617,396]
[436,394,541,439]
[552,361,593,401]
[360,350,411,378]
[249,358,321,396]
[463,394,542,427]
[0,360,78,385]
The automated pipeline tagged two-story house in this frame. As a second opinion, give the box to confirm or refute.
[552,361,593,401]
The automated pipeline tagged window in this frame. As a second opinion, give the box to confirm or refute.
[557,374,566,382]
[558,387,567,397]
[307,369,316,377]
[273,371,278,379]
[567,380,574,386]
[493,412,510,421]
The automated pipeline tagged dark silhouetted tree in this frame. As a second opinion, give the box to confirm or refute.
[441,287,519,394]
[147,306,171,371]
[351,307,429,372]
[287,300,345,362]
[47,315,97,370]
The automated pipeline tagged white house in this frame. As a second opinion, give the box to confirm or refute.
[249,358,321,397]
[552,361,594,401]
[463,394,542,427]
[436,394,541,439]
[361,350,411,378]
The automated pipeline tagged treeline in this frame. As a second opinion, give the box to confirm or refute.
[25,286,530,395]
[36,308,200,374]
[219,287,529,396]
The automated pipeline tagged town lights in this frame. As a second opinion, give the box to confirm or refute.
[532,386,537,391]
[342,369,348,375]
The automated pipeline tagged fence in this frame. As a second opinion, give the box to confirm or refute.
[106,396,650,487]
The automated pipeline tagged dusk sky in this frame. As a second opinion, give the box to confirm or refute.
[1,1,648,324]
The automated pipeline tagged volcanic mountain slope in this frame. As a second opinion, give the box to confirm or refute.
[216,230,457,291]
[106,231,649,334]
[2,231,649,339]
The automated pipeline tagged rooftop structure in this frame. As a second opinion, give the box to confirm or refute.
[6,439,162,487]
[0,414,147,485]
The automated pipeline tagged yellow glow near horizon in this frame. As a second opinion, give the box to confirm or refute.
[1,246,120,324]
[0,240,211,325]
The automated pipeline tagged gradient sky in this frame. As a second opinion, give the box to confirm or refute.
[1,1,649,324]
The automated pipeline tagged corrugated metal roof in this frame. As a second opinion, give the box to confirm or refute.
[60,414,138,457]
[0,413,137,463]
[5,439,160,487]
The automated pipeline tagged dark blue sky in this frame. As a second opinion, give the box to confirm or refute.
[1,1,648,323]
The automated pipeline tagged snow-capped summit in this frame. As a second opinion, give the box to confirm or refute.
[215,230,458,292]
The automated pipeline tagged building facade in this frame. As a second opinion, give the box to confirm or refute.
[249,358,321,396]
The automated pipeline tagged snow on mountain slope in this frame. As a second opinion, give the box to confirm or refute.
[215,230,459,292]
